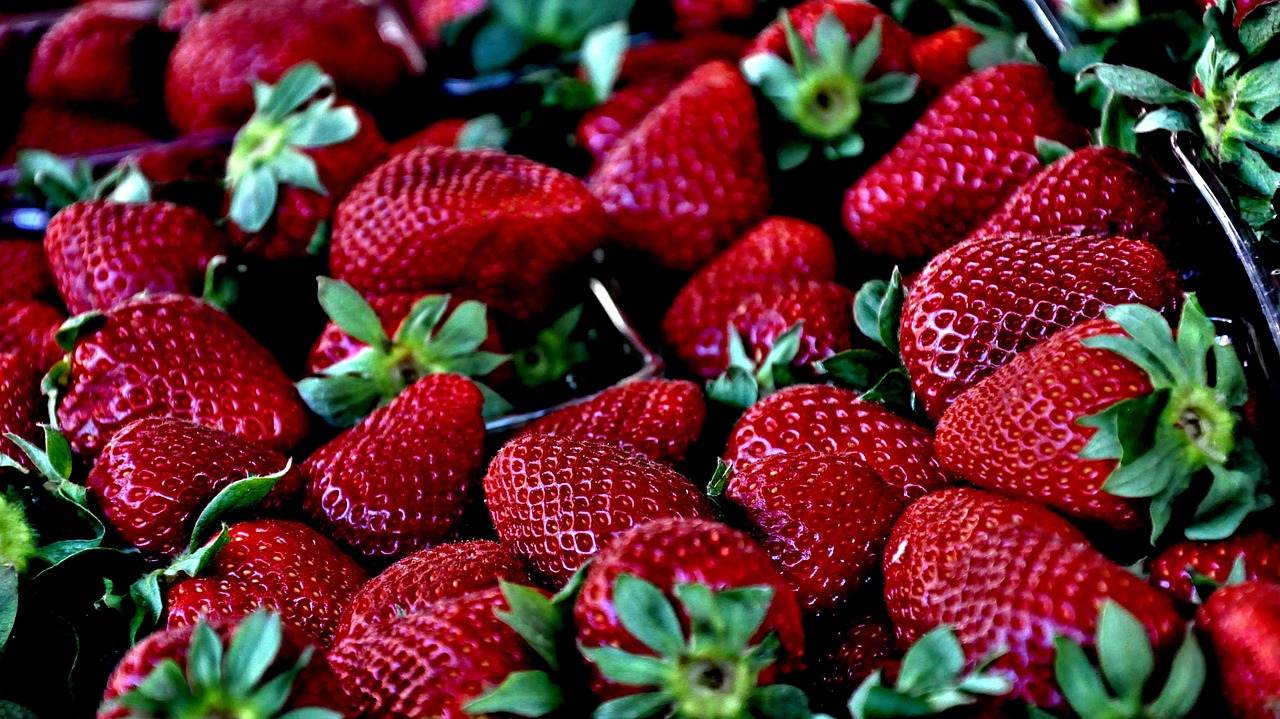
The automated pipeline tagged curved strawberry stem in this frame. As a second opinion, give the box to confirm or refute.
[849,626,1012,718]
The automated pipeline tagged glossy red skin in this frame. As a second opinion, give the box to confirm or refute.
[390,119,468,155]
[85,417,302,557]
[165,0,405,133]
[910,26,983,92]
[725,384,954,504]
[1197,581,1280,719]
[671,0,754,31]
[57,294,310,457]
[0,299,65,368]
[1149,530,1280,604]
[405,0,487,47]
[578,79,677,165]
[0,241,54,304]
[2,103,153,164]
[713,278,855,377]
[883,488,1184,708]
[519,379,707,465]
[971,147,1174,249]
[726,452,903,615]
[302,374,486,561]
[589,61,769,272]
[575,517,806,699]
[334,540,532,644]
[45,200,227,315]
[744,0,915,77]
[27,2,152,109]
[900,234,1182,421]
[483,433,715,587]
[807,615,897,711]
[843,63,1085,260]
[0,352,42,472]
[329,586,541,719]
[936,319,1150,530]
[331,147,607,321]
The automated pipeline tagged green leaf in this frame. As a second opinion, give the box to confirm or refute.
[777,139,814,171]
[581,21,627,103]
[1134,108,1197,134]
[1145,629,1206,719]
[1104,304,1188,385]
[55,311,105,352]
[814,10,853,70]
[848,17,883,83]
[317,277,390,351]
[1054,636,1112,719]
[1085,64,1198,106]
[897,627,965,694]
[296,374,384,428]
[496,581,562,670]
[1034,137,1072,164]
[478,382,514,421]
[269,149,326,194]
[853,269,904,353]
[1239,1,1280,54]
[278,709,344,719]
[188,463,290,551]
[128,570,164,643]
[257,63,329,120]
[286,103,359,149]
[552,560,591,606]
[229,166,280,234]
[472,21,531,73]
[457,114,510,150]
[706,366,760,410]
[0,567,17,651]
[1101,433,1192,498]
[751,684,823,719]
[1096,601,1153,704]
[713,585,774,653]
[582,646,671,686]
[394,294,451,347]
[0,701,39,719]
[594,691,673,719]
[612,575,685,659]
[186,619,225,692]
[224,610,283,695]
[430,301,490,357]
[464,670,564,717]
[862,73,918,105]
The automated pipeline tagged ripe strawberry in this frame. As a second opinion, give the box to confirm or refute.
[577,79,679,165]
[26,1,155,109]
[725,384,954,503]
[717,451,903,614]
[575,517,807,712]
[334,540,532,644]
[166,519,368,645]
[588,60,769,271]
[331,147,607,321]
[843,63,1084,260]
[44,199,227,314]
[158,0,234,32]
[0,300,64,367]
[519,379,706,465]
[900,233,1182,421]
[165,0,406,133]
[883,487,1185,708]
[1197,580,1280,719]
[56,293,310,456]
[671,0,754,31]
[936,297,1268,540]
[1149,529,1280,604]
[2,104,152,164]
[85,416,302,557]
[483,433,714,586]
[301,373,487,561]
[910,26,985,92]
[0,240,54,304]
[0,352,42,472]
[390,115,508,155]
[805,615,897,712]
[970,146,1174,248]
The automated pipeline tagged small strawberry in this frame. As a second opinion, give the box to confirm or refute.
[301,373,487,561]
[390,115,508,155]
[843,63,1084,260]
[2,104,152,164]
[483,433,714,586]
[0,352,42,473]
[936,296,1269,540]
[910,25,985,92]
[0,300,65,367]
[331,147,607,321]
[55,293,310,457]
[743,0,914,65]
[900,233,1182,421]
[671,0,755,31]
[0,240,54,304]
[588,60,770,271]
[1149,529,1280,604]
[725,384,954,504]
[26,1,156,109]
[1197,580,1280,719]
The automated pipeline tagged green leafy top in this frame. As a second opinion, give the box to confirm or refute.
[462,582,567,718]
[513,304,590,388]
[1060,0,1142,33]
[849,626,1012,718]
[15,151,153,214]
[706,323,806,411]
[456,114,512,150]
[466,0,636,74]
[0,494,35,574]
[528,21,629,111]
[817,269,916,411]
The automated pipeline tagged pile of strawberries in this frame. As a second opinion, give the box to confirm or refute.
[1,0,1279,718]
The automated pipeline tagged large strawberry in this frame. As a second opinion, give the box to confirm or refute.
[1149,529,1280,604]
[0,300,64,367]
[589,60,770,271]
[0,352,42,472]
[936,297,1269,540]
[483,433,714,586]
[0,240,53,304]
[26,1,156,109]
[900,233,1182,421]
[301,373,486,561]
[843,63,1084,259]
[55,293,310,456]
[1196,580,1280,719]
[2,104,153,164]
[330,147,607,321]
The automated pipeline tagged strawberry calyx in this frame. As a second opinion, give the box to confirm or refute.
[513,304,589,388]
[817,268,915,411]
[15,150,153,214]
[1060,0,1143,33]
[455,114,511,150]
[462,581,567,717]
[742,11,919,170]
[527,21,629,111]
[1052,601,1205,719]
[706,322,806,410]
[1077,294,1271,542]
[225,62,359,235]
[849,626,1012,718]
[464,0,636,74]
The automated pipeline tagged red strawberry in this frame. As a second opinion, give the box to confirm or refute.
[744,0,914,70]
[910,25,985,92]
[483,433,714,586]
[0,241,53,304]
[301,373,487,561]
[883,487,1185,708]
[132,138,230,186]
[936,298,1267,540]
[900,233,1182,421]
[671,0,754,31]
[85,416,302,557]
[577,79,678,165]
[725,384,954,503]
[56,293,310,457]
[0,299,65,368]
[331,147,607,321]
[588,60,769,271]
[26,1,155,109]
[575,517,807,711]
[619,31,751,82]
[843,63,1084,260]
[519,379,706,465]
[404,0,488,47]
[2,104,152,164]
[157,0,234,32]
[44,199,227,314]
[334,540,532,644]
[390,115,508,155]
[714,279,855,380]
[0,352,42,472]
[718,451,904,614]
[970,146,1174,248]
[806,615,897,712]
[1149,530,1280,604]
[1197,580,1280,719]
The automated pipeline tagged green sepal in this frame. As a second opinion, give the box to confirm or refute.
[818,269,917,410]
[514,304,589,388]
[456,114,510,150]
[849,627,1012,719]
[95,159,153,204]
[552,559,592,606]
[187,461,291,551]
[1189,554,1248,603]
[706,460,733,498]
[41,359,70,427]
[495,581,563,670]
[853,267,904,355]
[1060,0,1142,32]
[464,670,564,717]
[1034,137,1073,165]
[55,311,105,352]
[14,150,96,213]
[707,323,805,410]
[470,0,636,73]
[202,255,245,312]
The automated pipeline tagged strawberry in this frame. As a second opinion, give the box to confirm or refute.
[55,293,310,457]
[390,115,508,155]
[724,384,954,504]
[301,373,487,561]
[44,199,227,314]
[970,146,1175,248]
[882,487,1188,709]
[334,540,532,644]
[0,240,54,304]
[588,60,770,271]
[843,63,1084,260]
[936,297,1269,540]
[403,0,488,48]
[483,433,714,586]
[910,26,985,92]
[805,615,896,712]
[85,416,302,557]
[574,517,809,714]
[900,233,1182,421]
[2,104,152,164]
[1149,529,1280,604]
[577,78,680,165]
[0,300,64,368]
[618,32,751,82]
[671,0,755,31]
[1197,580,1280,719]
[26,1,156,109]
[519,379,706,465]
[0,352,42,473]
[157,0,234,32]
[165,519,369,646]
[330,147,607,321]
[715,451,904,615]
[165,0,406,133]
